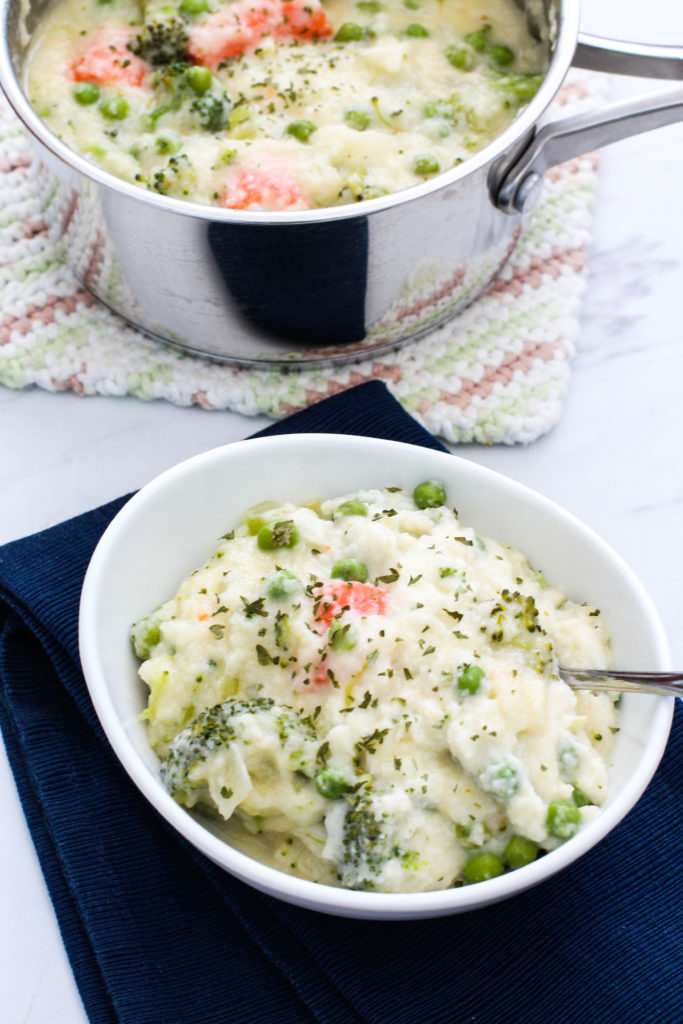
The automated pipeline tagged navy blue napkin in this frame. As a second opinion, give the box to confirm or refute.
[0,381,680,1024]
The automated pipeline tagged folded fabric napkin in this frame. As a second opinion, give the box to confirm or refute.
[0,382,680,1024]
[0,72,607,444]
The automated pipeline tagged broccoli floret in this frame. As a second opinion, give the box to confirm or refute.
[160,697,258,797]
[152,60,192,87]
[149,153,196,196]
[160,697,321,820]
[331,783,448,891]
[130,19,189,66]
[335,784,424,890]
[190,93,228,132]
[340,790,394,889]
[146,64,229,134]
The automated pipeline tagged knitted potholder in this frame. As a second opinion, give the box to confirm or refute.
[0,73,605,444]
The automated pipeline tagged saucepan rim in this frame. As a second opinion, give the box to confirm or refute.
[0,0,579,224]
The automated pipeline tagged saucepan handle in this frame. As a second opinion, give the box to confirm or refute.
[495,32,683,215]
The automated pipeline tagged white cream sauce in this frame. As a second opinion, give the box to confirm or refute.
[25,0,547,209]
[131,484,617,892]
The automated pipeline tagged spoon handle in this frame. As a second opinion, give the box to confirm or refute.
[559,669,683,698]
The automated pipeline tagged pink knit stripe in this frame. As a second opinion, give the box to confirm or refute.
[51,363,87,394]
[545,152,600,182]
[22,216,47,239]
[486,247,587,298]
[0,152,31,173]
[555,81,591,106]
[440,337,568,410]
[274,362,405,416]
[0,290,96,344]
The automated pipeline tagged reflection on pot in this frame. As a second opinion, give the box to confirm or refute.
[32,147,523,366]
[207,218,369,346]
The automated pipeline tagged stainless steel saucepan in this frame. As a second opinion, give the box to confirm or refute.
[1,0,682,366]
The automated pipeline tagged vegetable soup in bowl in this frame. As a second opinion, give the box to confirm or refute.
[79,434,672,918]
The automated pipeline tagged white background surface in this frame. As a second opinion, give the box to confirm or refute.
[2,1,683,1020]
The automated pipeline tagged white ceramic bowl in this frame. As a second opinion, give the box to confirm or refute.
[79,434,673,919]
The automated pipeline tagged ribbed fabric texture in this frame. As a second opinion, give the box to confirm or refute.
[0,381,680,1024]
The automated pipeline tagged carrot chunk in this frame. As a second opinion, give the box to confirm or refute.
[71,28,148,87]
[187,0,333,69]
[219,165,311,211]
[314,581,389,629]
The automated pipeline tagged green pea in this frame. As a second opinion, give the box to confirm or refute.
[490,44,515,66]
[73,82,100,105]
[335,22,364,42]
[244,500,280,535]
[464,27,490,53]
[99,96,129,120]
[186,65,212,94]
[404,23,428,37]
[422,101,439,118]
[491,73,543,104]
[257,519,300,551]
[344,109,371,132]
[155,135,181,154]
[331,558,368,583]
[179,0,209,14]
[463,851,504,884]
[413,479,447,508]
[286,119,317,142]
[546,800,581,839]
[445,45,474,70]
[357,0,382,10]
[403,0,420,8]
[482,762,519,801]
[329,621,357,652]
[456,663,484,695]
[413,154,440,176]
[315,767,349,799]
[572,786,592,808]
[504,835,538,869]
[335,499,368,517]
[265,569,302,601]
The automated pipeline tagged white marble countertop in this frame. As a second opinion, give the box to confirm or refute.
[2,2,683,1020]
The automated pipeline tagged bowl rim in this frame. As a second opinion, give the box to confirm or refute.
[0,0,579,224]
[79,433,673,917]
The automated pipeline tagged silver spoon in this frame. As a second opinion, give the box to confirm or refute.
[559,669,683,698]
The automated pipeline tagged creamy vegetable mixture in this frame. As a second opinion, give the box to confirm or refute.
[26,0,547,209]
[131,481,618,892]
